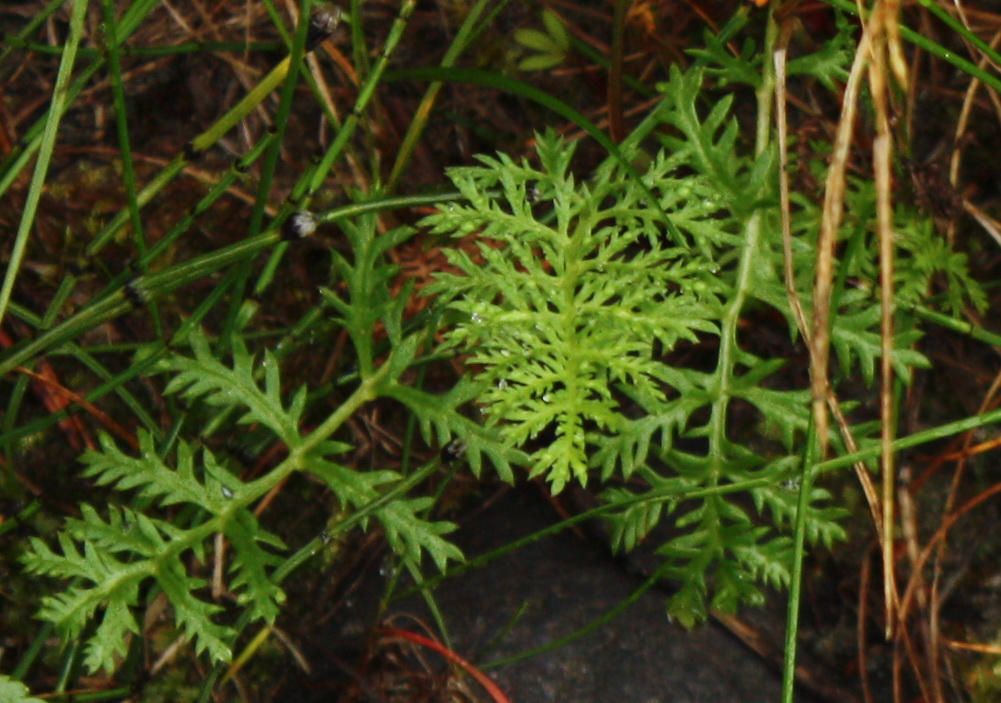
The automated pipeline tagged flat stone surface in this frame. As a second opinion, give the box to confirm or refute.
[289,484,852,702]
[411,485,806,703]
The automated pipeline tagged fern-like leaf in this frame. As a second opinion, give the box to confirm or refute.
[159,330,304,445]
[424,131,721,492]
[0,676,45,703]
[309,458,463,571]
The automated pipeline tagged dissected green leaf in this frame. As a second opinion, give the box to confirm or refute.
[0,676,45,703]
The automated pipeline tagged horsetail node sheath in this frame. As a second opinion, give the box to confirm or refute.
[186,5,343,158]
[87,5,342,257]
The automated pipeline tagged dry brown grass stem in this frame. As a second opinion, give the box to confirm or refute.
[809,25,893,595]
[812,0,912,662]
[811,29,870,462]
[776,32,901,701]
[774,22,809,342]
[868,31,899,651]
[776,4,885,606]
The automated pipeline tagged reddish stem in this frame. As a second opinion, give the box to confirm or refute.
[377,627,511,703]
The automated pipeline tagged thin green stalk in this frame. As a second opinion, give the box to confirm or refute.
[348,0,370,78]
[30,688,131,703]
[271,458,442,583]
[105,133,280,290]
[0,188,464,394]
[0,273,241,450]
[251,2,419,295]
[910,303,1001,347]
[386,0,502,191]
[403,476,777,599]
[303,0,417,202]
[781,422,819,703]
[0,0,66,70]
[83,7,339,258]
[910,0,1001,68]
[0,233,278,377]
[102,0,163,339]
[0,0,162,201]
[0,0,88,331]
[259,0,293,46]
[701,9,779,577]
[3,38,284,59]
[2,272,88,484]
[0,298,159,451]
[219,0,319,345]
[407,559,454,651]
[196,456,444,702]
[816,405,1001,474]
[385,66,683,243]
[824,0,1001,93]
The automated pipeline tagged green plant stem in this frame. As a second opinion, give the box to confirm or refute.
[0,0,66,71]
[11,621,51,682]
[386,0,502,191]
[28,688,130,703]
[102,0,163,339]
[910,0,1001,68]
[4,39,285,57]
[703,9,779,570]
[0,0,87,331]
[219,0,316,346]
[386,66,684,243]
[251,0,418,297]
[817,405,1001,474]
[403,476,778,599]
[85,54,297,257]
[781,423,819,703]
[0,189,465,393]
[910,304,1001,347]
[0,0,162,202]
[824,0,1001,94]
[0,233,278,378]
[190,56,296,154]
[271,459,441,583]
[61,363,391,639]
[194,456,444,703]
[302,0,417,202]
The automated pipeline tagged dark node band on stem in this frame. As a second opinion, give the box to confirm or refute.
[68,259,95,277]
[282,211,319,240]
[306,5,342,52]
[441,439,466,465]
[124,278,151,307]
